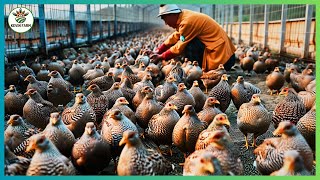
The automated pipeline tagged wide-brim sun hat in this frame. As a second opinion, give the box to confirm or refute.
[157,4,182,17]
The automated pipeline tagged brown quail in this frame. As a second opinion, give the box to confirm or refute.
[237,94,271,149]
[189,80,207,113]
[172,105,207,158]
[72,122,111,174]
[105,97,136,124]
[208,74,231,112]
[297,105,315,151]
[26,134,76,175]
[117,130,173,175]
[103,82,124,108]
[5,85,28,116]
[62,93,96,138]
[272,88,306,128]
[87,72,115,91]
[5,145,30,175]
[254,121,313,175]
[266,67,285,95]
[197,97,222,125]
[155,75,177,103]
[24,75,48,99]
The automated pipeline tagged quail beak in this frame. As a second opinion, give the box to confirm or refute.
[205,162,215,174]
[48,72,52,77]
[7,118,14,125]
[256,97,261,103]
[194,81,199,86]
[119,137,126,146]
[51,117,59,125]
[215,100,220,104]
[222,119,231,129]
[273,127,283,136]
[87,86,93,91]
[24,77,29,81]
[124,100,130,105]
[9,86,15,91]
[24,91,30,95]
[87,128,93,135]
[26,141,36,152]
[172,105,178,110]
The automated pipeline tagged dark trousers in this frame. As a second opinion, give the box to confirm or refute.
[184,38,235,71]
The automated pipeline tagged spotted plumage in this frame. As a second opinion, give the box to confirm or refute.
[62,93,96,138]
[103,82,124,108]
[26,134,76,175]
[272,88,306,128]
[254,121,313,175]
[208,74,231,112]
[237,94,271,149]
[86,84,109,125]
[197,97,222,125]
[117,130,173,175]
[5,85,28,116]
[189,80,207,112]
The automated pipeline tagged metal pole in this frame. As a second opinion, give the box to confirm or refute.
[69,4,76,46]
[99,5,103,40]
[113,4,117,39]
[221,5,225,29]
[225,5,229,34]
[264,4,269,48]
[249,5,254,46]
[230,5,234,38]
[238,5,243,44]
[87,5,92,44]
[302,5,313,59]
[38,4,48,55]
[279,4,287,53]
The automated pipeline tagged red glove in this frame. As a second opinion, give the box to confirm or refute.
[156,44,170,54]
[161,50,175,60]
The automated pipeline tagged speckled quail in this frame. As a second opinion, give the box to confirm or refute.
[172,105,207,158]
[5,85,28,116]
[189,80,207,113]
[208,74,231,112]
[72,122,111,174]
[237,94,271,149]
[117,130,173,175]
[254,121,313,175]
[197,97,222,126]
[272,88,306,128]
[62,93,96,138]
[26,134,76,175]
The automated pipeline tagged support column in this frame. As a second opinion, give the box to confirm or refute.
[238,5,243,44]
[249,5,254,45]
[225,5,229,34]
[69,4,76,46]
[38,4,48,55]
[113,4,117,39]
[279,4,288,53]
[263,5,269,48]
[99,5,103,40]
[229,5,234,38]
[108,21,111,37]
[87,5,92,44]
[302,5,313,59]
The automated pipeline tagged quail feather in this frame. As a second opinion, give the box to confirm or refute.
[272,88,306,128]
[5,85,28,116]
[200,64,226,94]
[26,134,76,175]
[189,80,207,113]
[86,84,109,126]
[87,72,115,91]
[72,122,111,174]
[270,150,311,176]
[68,60,85,92]
[208,74,231,112]
[117,130,173,175]
[237,94,271,149]
[172,105,207,158]
[183,150,223,176]
[5,115,40,151]
[14,112,76,158]
[204,131,243,175]
[133,74,154,93]
[103,82,124,108]
[119,77,136,105]
[197,97,222,125]
[145,102,180,154]
[83,64,104,81]
[135,87,163,129]
[165,83,195,115]
[24,75,48,99]
[132,86,151,110]
[297,105,316,151]
[195,113,231,151]
[23,89,57,129]
[254,121,313,175]
[5,145,30,176]
[155,74,177,103]
[62,93,96,138]
[37,64,50,82]
[101,109,138,163]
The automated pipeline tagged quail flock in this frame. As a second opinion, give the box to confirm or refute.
[4,30,316,176]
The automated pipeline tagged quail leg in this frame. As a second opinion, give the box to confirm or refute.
[244,134,249,149]
[251,134,258,147]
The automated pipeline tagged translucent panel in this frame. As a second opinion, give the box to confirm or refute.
[5,4,39,17]
[44,4,70,20]
[287,4,306,19]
